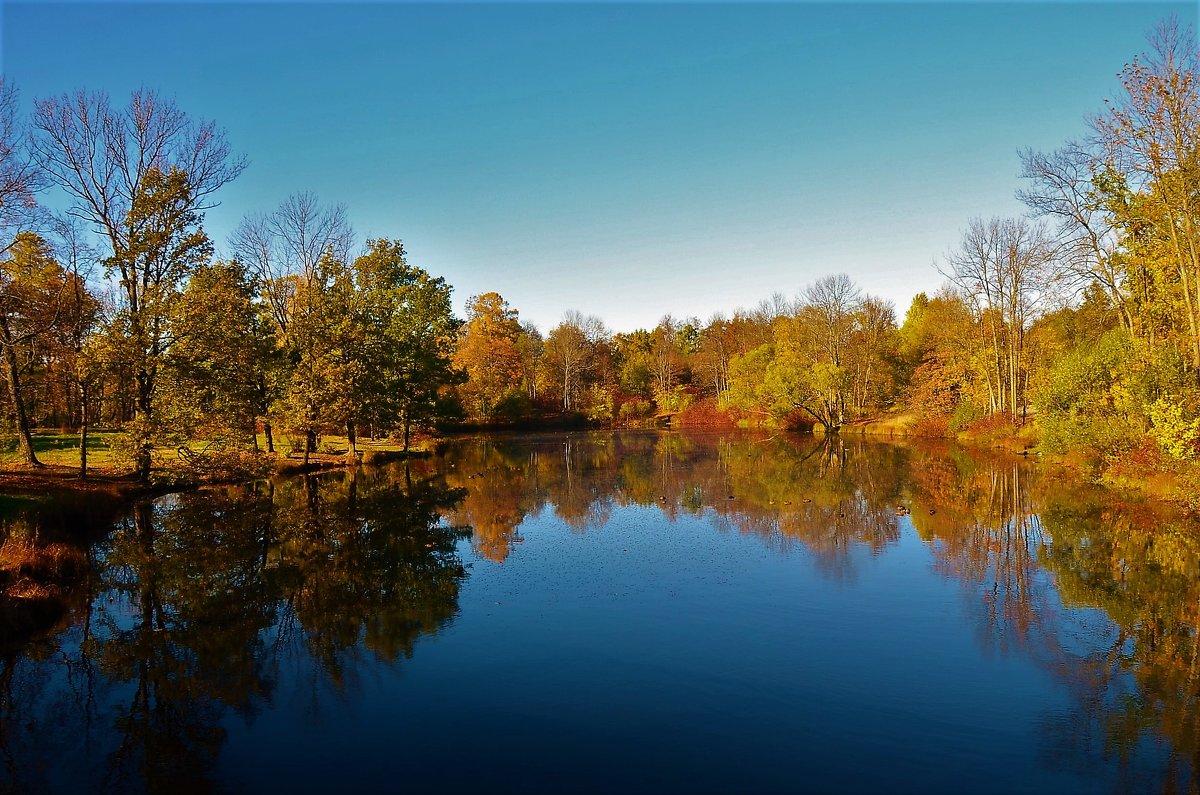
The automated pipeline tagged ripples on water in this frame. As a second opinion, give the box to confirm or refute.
[0,431,1196,793]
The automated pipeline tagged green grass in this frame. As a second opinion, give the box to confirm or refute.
[0,431,121,470]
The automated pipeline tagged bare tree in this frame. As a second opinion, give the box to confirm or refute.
[230,192,353,335]
[802,273,862,368]
[651,314,679,397]
[53,217,101,477]
[0,79,44,253]
[229,193,353,454]
[31,88,245,478]
[543,310,608,411]
[1018,144,1129,332]
[942,217,1056,420]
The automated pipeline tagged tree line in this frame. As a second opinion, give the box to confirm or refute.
[0,16,1197,480]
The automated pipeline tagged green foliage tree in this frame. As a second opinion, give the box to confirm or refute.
[167,260,268,449]
[351,239,463,450]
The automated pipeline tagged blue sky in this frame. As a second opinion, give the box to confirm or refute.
[1,2,1190,332]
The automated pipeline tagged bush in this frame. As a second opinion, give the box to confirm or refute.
[910,414,950,438]
[493,391,533,422]
[1147,397,1200,460]
[583,386,614,424]
[654,385,694,414]
[947,400,986,434]
[1038,411,1142,462]
[619,399,653,421]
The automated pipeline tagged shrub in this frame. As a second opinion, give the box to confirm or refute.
[1147,397,1200,460]
[947,400,986,434]
[583,386,614,424]
[654,385,694,414]
[619,399,653,421]
[493,391,533,422]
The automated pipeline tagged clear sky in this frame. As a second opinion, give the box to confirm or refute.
[1,1,1191,332]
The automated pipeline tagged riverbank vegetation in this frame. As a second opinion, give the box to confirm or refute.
[0,18,1197,507]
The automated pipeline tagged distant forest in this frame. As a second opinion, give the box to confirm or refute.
[0,18,1197,497]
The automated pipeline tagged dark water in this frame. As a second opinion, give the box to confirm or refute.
[1,431,1198,794]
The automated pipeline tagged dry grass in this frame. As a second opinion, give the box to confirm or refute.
[0,537,88,587]
[0,537,89,649]
[842,410,918,438]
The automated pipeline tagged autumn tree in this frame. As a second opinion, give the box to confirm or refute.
[0,234,95,465]
[845,296,900,414]
[900,290,979,429]
[452,292,523,420]
[51,218,101,476]
[541,310,608,412]
[613,330,655,398]
[267,246,375,462]
[516,322,543,404]
[167,259,268,448]
[230,192,353,453]
[651,315,683,398]
[1091,16,1200,373]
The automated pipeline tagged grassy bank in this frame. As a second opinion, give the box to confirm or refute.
[0,430,432,498]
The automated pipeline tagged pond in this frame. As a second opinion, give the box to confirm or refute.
[0,431,1197,793]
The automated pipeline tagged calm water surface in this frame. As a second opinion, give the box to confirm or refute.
[1,431,1197,793]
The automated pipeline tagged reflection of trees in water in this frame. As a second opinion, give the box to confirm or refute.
[6,435,1195,791]
[441,431,905,576]
[1035,496,1200,790]
[907,445,1200,790]
[707,436,903,579]
[0,464,468,793]
[910,456,1053,655]
[443,431,1200,787]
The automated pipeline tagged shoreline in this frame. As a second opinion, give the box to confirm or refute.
[1,423,1194,518]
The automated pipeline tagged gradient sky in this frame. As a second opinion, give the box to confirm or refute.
[1,1,1191,332]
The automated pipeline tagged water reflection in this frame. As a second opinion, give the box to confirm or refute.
[443,433,907,569]
[0,432,1197,793]
[440,431,1199,788]
[0,464,467,793]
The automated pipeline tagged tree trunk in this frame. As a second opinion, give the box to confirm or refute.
[134,371,153,481]
[0,317,41,467]
[346,421,358,461]
[79,381,89,479]
[403,414,412,453]
[263,421,275,454]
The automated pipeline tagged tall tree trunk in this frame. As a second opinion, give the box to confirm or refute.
[0,317,40,467]
[79,381,89,479]
[263,421,275,454]
[346,421,357,461]
[403,414,412,453]
[134,370,153,481]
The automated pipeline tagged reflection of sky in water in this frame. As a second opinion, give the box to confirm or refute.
[0,432,1195,793]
